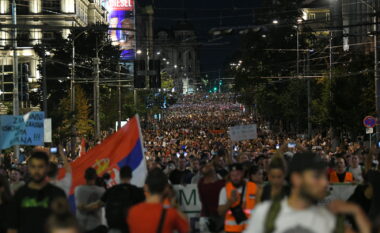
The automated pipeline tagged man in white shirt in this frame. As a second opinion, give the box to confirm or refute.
[349,155,363,183]
[245,152,371,233]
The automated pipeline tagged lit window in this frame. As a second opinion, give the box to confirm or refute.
[326,12,330,21]
[309,13,316,20]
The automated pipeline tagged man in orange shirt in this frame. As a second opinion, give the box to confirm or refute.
[127,168,189,233]
[329,157,354,183]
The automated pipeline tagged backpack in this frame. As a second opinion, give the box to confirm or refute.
[263,199,345,233]
[105,184,143,231]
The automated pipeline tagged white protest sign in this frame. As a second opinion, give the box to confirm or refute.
[229,124,258,141]
[320,184,357,205]
[44,118,52,143]
[173,184,201,232]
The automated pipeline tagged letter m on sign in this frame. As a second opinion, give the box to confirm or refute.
[178,189,196,206]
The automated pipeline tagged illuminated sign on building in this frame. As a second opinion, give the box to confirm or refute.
[103,0,135,60]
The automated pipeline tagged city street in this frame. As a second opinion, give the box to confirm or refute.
[0,0,379,233]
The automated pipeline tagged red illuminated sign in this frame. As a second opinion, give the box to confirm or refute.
[108,0,134,11]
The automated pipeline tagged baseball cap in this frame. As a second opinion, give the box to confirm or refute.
[229,163,244,172]
[289,152,327,174]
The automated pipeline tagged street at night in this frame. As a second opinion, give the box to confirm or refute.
[0,0,379,233]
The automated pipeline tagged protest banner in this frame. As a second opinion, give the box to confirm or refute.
[0,111,45,150]
[44,118,52,143]
[173,184,201,232]
[229,124,258,141]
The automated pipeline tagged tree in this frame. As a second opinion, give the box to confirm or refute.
[32,25,121,139]
[56,85,93,142]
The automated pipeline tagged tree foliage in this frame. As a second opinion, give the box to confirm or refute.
[230,1,375,136]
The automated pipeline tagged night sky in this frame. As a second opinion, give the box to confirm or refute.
[153,0,262,80]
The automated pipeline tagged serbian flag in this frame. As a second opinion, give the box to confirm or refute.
[59,115,147,210]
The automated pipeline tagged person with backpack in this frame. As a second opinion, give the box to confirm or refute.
[127,168,189,233]
[244,152,371,233]
[82,166,145,233]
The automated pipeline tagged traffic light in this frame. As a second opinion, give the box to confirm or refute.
[134,60,161,89]
[19,63,29,102]
[213,87,218,92]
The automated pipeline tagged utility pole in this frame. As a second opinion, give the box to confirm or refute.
[329,31,333,133]
[93,55,100,140]
[1,55,4,102]
[118,64,122,130]
[307,51,312,139]
[374,10,380,142]
[12,0,19,160]
[43,49,47,117]
[70,39,76,157]
[218,70,221,93]
[296,29,299,77]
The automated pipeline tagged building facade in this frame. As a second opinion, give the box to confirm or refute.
[155,20,201,94]
[0,0,107,103]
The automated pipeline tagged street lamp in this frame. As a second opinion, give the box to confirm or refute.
[94,43,108,141]
[136,49,142,55]
[70,30,86,157]
[273,19,279,24]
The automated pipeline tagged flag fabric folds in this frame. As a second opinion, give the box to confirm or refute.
[59,115,147,209]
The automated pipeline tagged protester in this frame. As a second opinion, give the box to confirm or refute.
[259,156,289,202]
[218,163,260,233]
[7,151,67,233]
[83,166,145,233]
[349,155,364,183]
[127,168,189,233]
[46,197,81,233]
[245,152,371,233]
[48,146,72,195]
[198,162,225,233]
[169,158,192,185]
[330,157,354,183]
[0,175,11,233]
[248,165,264,186]
[75,168,106,233]
[9,168,24,195]
[190,159,202,184]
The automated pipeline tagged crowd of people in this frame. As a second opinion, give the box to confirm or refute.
[0,93,379,233]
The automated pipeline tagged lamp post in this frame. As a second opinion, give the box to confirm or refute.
[70,30,86,157]
[94,43,107,140]
[12,0,19,160]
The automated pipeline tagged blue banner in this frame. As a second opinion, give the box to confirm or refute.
[0,112,45,150]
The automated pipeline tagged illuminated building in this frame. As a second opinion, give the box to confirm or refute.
[0,0,107,104]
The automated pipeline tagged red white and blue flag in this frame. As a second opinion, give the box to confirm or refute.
[59,115,147,208]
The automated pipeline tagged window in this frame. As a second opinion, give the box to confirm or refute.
[43,0,60,13]
[16,0,29,14]
[308,13,316,20]
[17,30,30,47]
[326,12,330,21]
[43,31,55,41]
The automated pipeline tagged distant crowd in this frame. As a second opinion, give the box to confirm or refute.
[0,93,379,233]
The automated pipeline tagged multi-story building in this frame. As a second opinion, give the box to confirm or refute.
[340,0,379,52]
[0,0,107,103]
[155,20,201,94]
